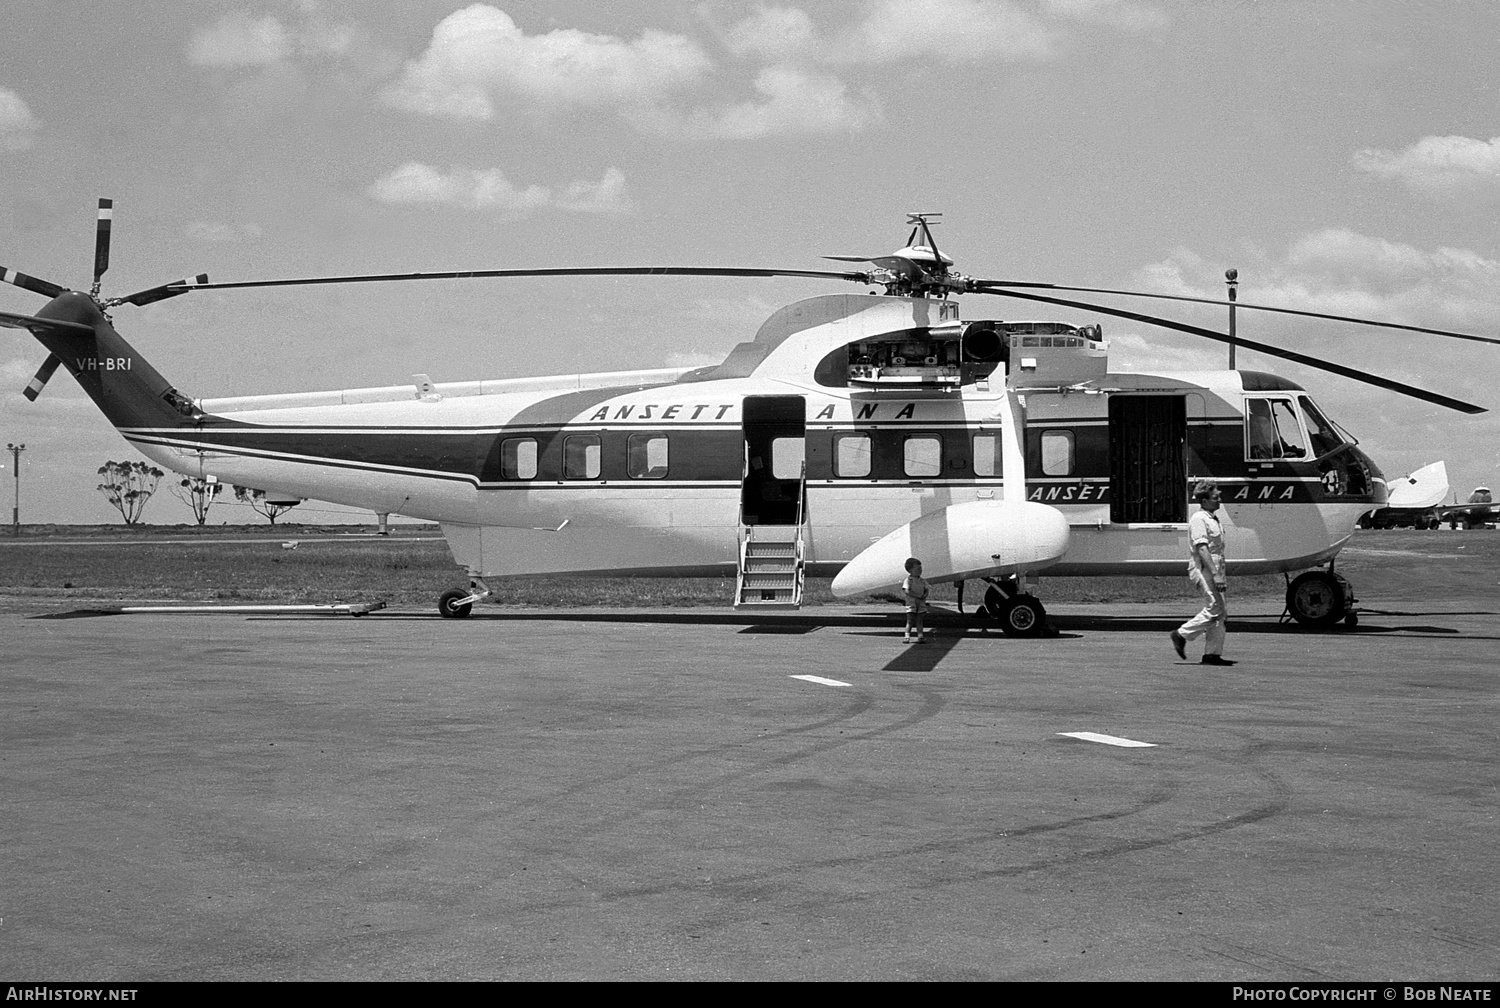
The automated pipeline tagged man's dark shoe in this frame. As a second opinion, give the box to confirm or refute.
[1201,654,1236,666]
[1170,631,1187,660]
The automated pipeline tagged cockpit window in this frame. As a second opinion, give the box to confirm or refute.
[1245,397,1309,460]
[1297,397,1345,457]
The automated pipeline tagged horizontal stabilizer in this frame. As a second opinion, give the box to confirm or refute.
[0,309,95,338]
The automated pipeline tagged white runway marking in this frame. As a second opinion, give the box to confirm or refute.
[1059,731,1157,748]
[790,675,851,687]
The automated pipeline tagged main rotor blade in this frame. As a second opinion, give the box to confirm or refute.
[2,267,68,299]
[972,287,1487,415]
[93,198,113,288]
[114,273,211,308]
[163,265,873,294]
[22,354,62,401]
[969,278,1500,346]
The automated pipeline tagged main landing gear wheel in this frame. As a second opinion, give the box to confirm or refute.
[1286,570,1350,629]
[438,588,473,619]
[998,596,1047,637]
[981,587,1047,638]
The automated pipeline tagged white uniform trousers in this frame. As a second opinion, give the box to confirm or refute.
[1178,567,1227,656]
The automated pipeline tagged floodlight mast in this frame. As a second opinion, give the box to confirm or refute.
[1226,268,1239,369]
[6,442,23,535]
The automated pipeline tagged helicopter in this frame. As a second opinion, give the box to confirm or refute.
[3,203,1493,634]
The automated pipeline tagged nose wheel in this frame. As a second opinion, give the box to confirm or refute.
[1286,569,1358,628]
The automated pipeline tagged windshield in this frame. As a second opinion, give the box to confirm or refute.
[1298,396,1346,457]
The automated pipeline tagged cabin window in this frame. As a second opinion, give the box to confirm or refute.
[1246,397,1309,460]
[1297,397,1344,458]
[903,435,942,477]
[771,437,805,480]
[1040,430,1074,476]
[972,433,1004,477]
[500,438,537,480]
[834,433,872,478]
[563,435,601,479]
[627,433,669,478]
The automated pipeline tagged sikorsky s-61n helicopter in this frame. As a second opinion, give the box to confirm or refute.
[4,204,1493,632]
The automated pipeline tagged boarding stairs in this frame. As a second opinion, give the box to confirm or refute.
[735,464,807,610]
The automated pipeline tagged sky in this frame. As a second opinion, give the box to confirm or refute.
[2,0,1498,525]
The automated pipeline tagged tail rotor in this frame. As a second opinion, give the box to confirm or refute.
[0,198,207,400]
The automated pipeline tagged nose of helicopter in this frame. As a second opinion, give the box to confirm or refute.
[831,500,1071,597]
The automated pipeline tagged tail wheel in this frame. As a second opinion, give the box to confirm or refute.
[998,596,1046,638]
[1286,571,1347,628]
[438,588,473,619]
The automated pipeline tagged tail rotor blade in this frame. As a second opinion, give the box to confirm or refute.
[92,198,113,291]
[2,267,67,299]
[22,354,62,402]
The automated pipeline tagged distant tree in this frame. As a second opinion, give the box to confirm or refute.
[172,476,222,525]
[233,485,298,525]
[97,460,166,525]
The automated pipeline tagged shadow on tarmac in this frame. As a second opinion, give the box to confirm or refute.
[35,603,1500,640]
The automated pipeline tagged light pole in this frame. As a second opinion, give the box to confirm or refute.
[6,443,23,535]
[1225,268,1239,370]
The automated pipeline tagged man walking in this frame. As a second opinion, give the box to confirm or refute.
[1170,481,1234,666]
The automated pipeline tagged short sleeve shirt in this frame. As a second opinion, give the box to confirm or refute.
[902,574,929,610]
[1187,509,1225,577]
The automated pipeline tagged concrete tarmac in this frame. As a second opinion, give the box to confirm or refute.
[1,600,1496,981]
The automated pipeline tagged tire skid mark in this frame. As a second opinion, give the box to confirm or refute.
[572,735,1291,919]
[509,780,1182,914]
[506,687,880,812]
[518,683,948,846]
[573,788,1283,926]
[1200,939,1331,978]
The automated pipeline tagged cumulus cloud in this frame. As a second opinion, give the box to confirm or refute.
[633,64,879,138]
[829,0,1060,64]
[0,88,40,150]
[189,12,293,67]
[381,5,712,120]
[379,2,1167,138]
[719,0,1062,66]
[1134,229,1500,338]
[367,163,635,215]
[1351,135,1500,199]
[553,167,634,213]
[188,9,357,68]
[721,6,819,62]
[1041,0,1168,32]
